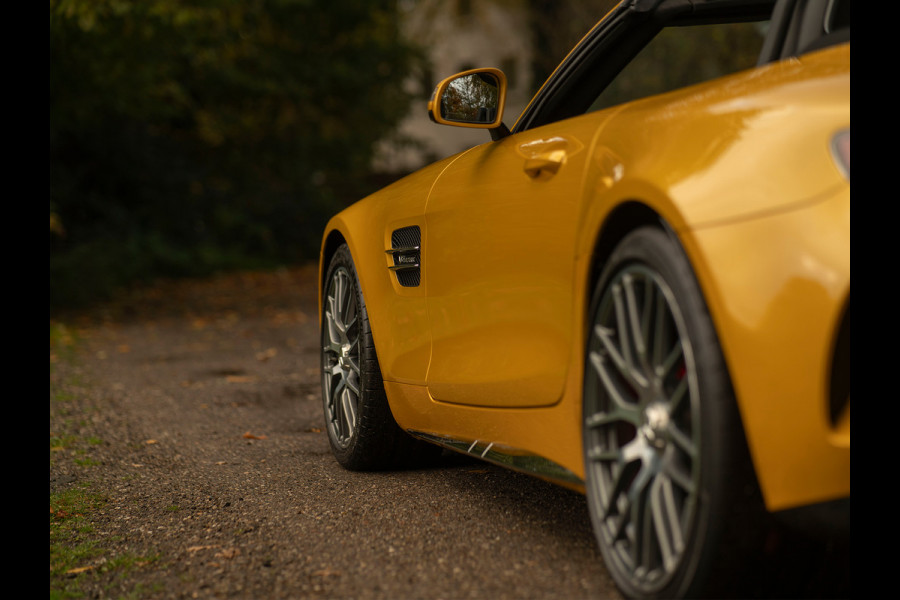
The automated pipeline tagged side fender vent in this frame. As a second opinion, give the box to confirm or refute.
[387,226,421,287]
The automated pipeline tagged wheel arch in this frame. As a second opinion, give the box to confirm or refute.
[318,227,348,327]
[583,198,763,489]
[320,228,348,292]
[586,201,667,296]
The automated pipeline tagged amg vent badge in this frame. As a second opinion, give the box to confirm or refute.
[386,226,421,287]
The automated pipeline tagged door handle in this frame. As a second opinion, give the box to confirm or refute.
[523,148,567,178]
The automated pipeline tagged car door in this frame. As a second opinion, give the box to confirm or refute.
[422,113,605,408]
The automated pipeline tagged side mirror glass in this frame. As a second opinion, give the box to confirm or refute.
[428,68,507,129]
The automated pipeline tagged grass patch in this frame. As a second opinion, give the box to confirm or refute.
[50,324,104,468]
[50,485,160,600]
[49,486,107,579]
[50,327,160,599]
[50,430,104,468]
[50,433,78,450]
[50,322,79,367]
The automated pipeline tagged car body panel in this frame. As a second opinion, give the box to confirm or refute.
[576,45,851,510]
[320,153,464,384]
[319,32,848,513]
[423,114,607,408]
[687,188,849,510]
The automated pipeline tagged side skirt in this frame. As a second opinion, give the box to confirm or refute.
[408,430,585,493]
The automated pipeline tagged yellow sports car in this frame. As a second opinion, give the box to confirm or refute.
[319,0,849,597]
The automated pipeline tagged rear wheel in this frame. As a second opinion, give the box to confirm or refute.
[583,227,763,598]
[321,244,438,470]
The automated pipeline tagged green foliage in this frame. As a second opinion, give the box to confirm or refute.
[49,486,106,593]
[50,484,160,599]
[51,0,420,308]
[50,321,79,367]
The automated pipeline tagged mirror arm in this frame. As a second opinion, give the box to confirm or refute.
[490,122,511,141]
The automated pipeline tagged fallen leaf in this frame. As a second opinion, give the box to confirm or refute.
[217,547,240,560]
[308,427,322,433]
[255,347,278,362]
[242,432,268,440]
[66,565,95,574]
[117,344,130,353]
[313,568,341,577]
[187,545,218,553]
[225,375,257,383]
[145,439,158,445]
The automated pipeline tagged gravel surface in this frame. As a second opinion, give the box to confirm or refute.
[50,265,623,600]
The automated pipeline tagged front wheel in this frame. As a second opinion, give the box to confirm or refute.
[321,244,439,470]
[583,227,763,599]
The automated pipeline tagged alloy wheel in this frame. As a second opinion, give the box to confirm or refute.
[322,266,361,448]
[584,264,701,594]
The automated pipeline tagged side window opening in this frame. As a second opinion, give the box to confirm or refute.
[589,20,769,113]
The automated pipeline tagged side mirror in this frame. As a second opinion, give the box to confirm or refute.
[428,68,509,138]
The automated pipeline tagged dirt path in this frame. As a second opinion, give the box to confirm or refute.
[50,265,621,600]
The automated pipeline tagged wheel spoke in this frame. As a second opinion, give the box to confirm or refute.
[331,376,345,424]
[668,376,688,416]
[587,445,620,462]
[608,510,631,543]
[341,388,356,434]
[322,371,332,409]
[334,272,346,327]
[659,342,683,380]
[590,348,642,421]
[602,460,636,519]
[345,373,360,396]
[663,456,695,494]
[630,482,650,574]
[609,284,650,390]
[651,285,668,372]
[346,356,360,376]
[622,273,650,370]
[324,305,344,351]
[650,475,684,572]
[668,422,696,458]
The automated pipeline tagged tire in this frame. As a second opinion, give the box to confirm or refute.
[321,244,439,470]
[582,227,764,599]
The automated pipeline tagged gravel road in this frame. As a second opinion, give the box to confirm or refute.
[50,265,623,600]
